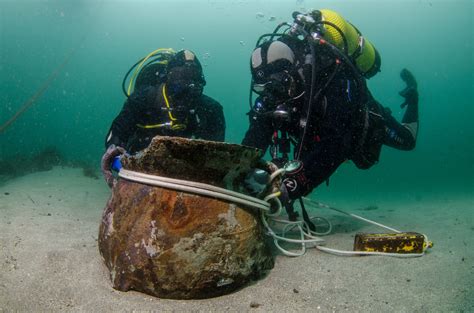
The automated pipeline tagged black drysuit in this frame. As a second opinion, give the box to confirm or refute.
[105,84,226,153]
[242,48,418,198]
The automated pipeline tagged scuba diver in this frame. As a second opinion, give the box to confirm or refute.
[101,49,226,187]
[242,9,419,222]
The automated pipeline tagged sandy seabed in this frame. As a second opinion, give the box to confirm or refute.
[0,166,472,312]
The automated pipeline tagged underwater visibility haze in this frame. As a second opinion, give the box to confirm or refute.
[0,0,473,310]
[1,0,472,198]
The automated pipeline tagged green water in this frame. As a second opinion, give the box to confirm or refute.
[1,0,473,197]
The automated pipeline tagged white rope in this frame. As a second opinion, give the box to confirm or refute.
[262,192,283,217]
[303,198,402,233]
[315,245,425,257]
[118,167,321,257]
[273,215,333,236]
[119,169,272,212]
[301,197,431,257]
[117,168,430,258]
[261,210,325,257]
[269,168,286,182]
[257,168,328,256]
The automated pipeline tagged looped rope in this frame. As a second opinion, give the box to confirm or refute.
[118,164,430,258]
[259,163,327,256]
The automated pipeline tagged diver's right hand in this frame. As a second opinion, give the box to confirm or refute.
[101,144,126,188]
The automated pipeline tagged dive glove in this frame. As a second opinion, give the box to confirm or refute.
[101,144,126,188]
[399,68,418,109]
[243,168,270,196]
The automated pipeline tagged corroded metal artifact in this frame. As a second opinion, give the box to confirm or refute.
[98,136,274,299]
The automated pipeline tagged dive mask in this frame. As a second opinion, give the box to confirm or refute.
[167,80,204,97]
[166,64,205,98]
[252,70,293,97]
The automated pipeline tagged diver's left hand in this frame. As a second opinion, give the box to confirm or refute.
[399,68,418,109]
[101,144,126,188]
[243,168,270,196]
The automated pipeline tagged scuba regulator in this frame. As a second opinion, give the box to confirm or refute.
[249,9,378,161]
[246,9,392,236]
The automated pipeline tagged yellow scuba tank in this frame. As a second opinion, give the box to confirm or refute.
[318,9,381,78]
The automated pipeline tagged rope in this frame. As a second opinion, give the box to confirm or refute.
[301,197,431,257]
[302,198,402,233]
[117,167,430,258]
[0,36,85,134]
[315,245,426,257]
[118,167,318,256]
[262,211,325,257]
[118,169,274,213]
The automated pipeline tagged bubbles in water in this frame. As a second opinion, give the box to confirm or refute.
[257,12,278,23]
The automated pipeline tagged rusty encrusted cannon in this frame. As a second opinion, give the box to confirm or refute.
[98,136,275,299]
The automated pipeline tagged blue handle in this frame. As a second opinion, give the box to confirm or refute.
[112,156,122,171]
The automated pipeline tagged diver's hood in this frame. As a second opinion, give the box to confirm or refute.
[251,41,295,84]
[166,65,205,99]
